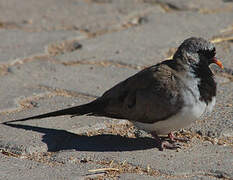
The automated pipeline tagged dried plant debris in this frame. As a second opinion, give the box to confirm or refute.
[38,85,97,99]
[83,121,138,138]
[0,149,63,167]
[47,40,82,56]
[88,160,160,179]
[142,0,185,11]
[61,59,145,70]
[211,27,233,44]
[26,152,64,166]
[220,25,233,33]
[86,0,112,3]
[0,92,55,115]
[82,121,232,148]
[208,170,233,179]
[0,55,52,77]
[211,36,233,44]
[122,16,148,28]
[199,6,233,14]
[0,65,10,76]
[176,130,233,147]
[0,85,97,115]
[0,149,21,158]
[0,21,21,29]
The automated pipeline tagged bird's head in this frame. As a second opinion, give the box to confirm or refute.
[174,37,223,69]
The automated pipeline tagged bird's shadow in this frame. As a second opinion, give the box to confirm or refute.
[2,122,158,152]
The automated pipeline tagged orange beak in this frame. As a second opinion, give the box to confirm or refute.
[213,57,224,69]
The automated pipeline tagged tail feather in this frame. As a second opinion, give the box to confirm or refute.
[3,100,101,124]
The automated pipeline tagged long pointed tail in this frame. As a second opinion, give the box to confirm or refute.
[3,100,101,124]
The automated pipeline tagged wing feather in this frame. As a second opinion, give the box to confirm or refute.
[97,60,184,123]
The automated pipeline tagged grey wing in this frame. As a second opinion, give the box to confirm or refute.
[96,63,184,123]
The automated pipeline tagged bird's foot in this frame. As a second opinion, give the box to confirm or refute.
[168,132,190,143]
[161,141,180,150]
[151,132,181,151]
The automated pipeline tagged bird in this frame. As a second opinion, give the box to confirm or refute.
[4,37,223,150]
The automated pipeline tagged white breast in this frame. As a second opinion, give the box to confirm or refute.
[133,74,216,135]
[134,99,207,135]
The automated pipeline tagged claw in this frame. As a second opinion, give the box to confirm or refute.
[151,131,181,151]
[151,131,189,151]
[168,132,190,142]
[161,141,181,150]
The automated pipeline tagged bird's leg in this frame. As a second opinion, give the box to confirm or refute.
[151,132,180,151]
[168,132,189,142]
